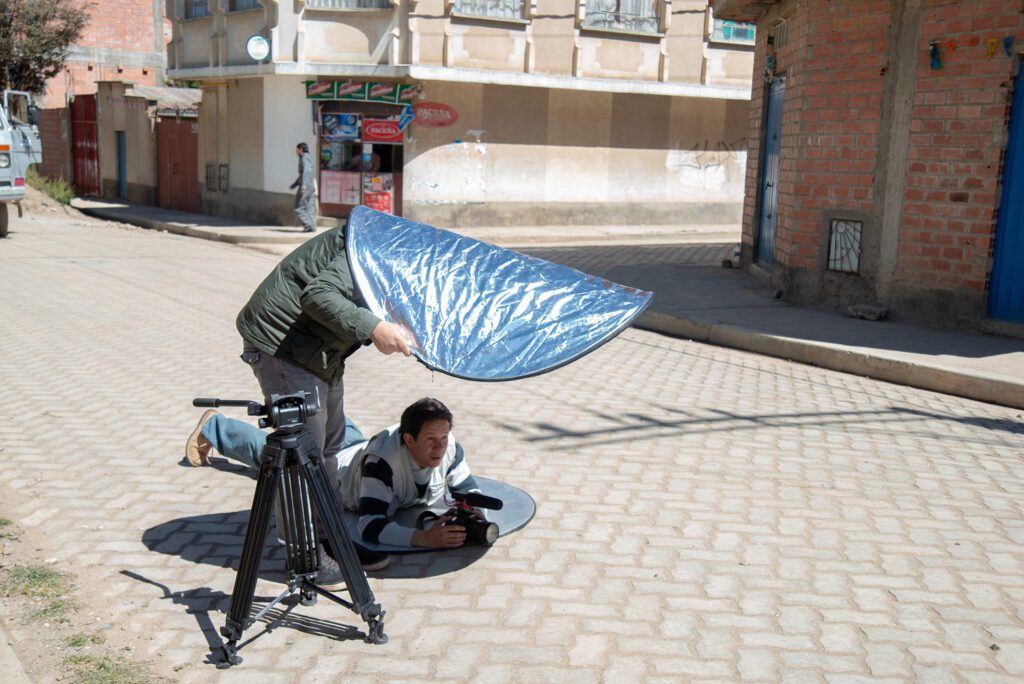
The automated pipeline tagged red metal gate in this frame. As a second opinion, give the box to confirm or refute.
[155,117,199,213]
[70,95,100,196]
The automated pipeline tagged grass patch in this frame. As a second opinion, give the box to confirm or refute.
[0,517,11,538]
[67,632,106,648]
[65,653,155,684]
[1,563,78,622]
[26,167,75,205]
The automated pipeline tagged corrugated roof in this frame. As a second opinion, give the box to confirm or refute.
[125,85,202,112]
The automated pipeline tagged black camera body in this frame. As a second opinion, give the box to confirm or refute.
[445,490,503,546]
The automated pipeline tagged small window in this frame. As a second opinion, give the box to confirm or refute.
[453,0,525,20]
[583,0,661,34]
[828,219,862,273]
[185,0,210,18]
[712,18,756,45]
[305,0,390,8]
[229,0,259,10]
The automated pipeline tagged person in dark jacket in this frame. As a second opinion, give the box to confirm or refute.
[228,222,414,575]
[291,142,318,233]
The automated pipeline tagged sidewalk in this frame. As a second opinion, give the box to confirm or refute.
[73,197,1024,410]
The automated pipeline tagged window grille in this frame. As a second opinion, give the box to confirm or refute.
[828,219,862,273]
[583,0,660,33]
[453,0,524,19]
[230,0,259,10]
[185,0,210,18]
[306,0,390,8]
[712,18,755,45]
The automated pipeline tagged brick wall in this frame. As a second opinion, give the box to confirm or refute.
[737,0,1024,326]
[899,0,1024,299]
[36,0,165,184]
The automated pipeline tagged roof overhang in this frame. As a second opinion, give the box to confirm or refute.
[711,0,780,23]
[168,63,751,101]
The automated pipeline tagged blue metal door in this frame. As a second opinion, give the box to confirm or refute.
[756,75,786,265]
[989,67,1024,321]
[116,131,127,198]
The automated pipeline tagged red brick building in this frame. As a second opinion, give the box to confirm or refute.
[36,0,166,184]
[713,0,1024,331]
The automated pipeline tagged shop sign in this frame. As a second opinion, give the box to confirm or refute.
[398,105,415,132]
[413,102,458,127]
[305,81,336,99]
[363,118,404,143]
[336,81,367,100]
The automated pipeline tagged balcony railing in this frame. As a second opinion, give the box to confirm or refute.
[583,0,660,34]
[306,0,391,9]
[711,18,755,45]
[453,0,524,20]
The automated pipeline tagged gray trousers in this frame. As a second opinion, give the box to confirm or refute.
[241,347,346,547]
[294,189,317,232]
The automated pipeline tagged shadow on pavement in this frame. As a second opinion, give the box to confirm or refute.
[142,510,491,582]
[120,570,365,668]
[493,403,1024,451]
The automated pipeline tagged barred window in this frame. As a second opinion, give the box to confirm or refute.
[453,0,524,20]
[229,0,259,10]
[583,0,660,34]
[185,0,210,18]
[711,18,755,45]
[306,0,390,8]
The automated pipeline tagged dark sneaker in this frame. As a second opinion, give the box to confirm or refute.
[356,546,390,572]
[315,543,345,588]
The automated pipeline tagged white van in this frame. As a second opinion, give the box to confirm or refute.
[0,91,44,237]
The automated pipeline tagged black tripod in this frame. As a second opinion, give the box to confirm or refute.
[193,393,387,667]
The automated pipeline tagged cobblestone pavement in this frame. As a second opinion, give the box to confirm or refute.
[3,214,1024,682]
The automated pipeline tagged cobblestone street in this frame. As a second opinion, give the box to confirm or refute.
[3,213,1024,682]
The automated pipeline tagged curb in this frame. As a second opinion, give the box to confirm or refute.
[75,206,310,245]
[0,601,34,684]
[637,310,1024,411]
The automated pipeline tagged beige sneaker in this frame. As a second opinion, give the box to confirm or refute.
[185,409,218,466]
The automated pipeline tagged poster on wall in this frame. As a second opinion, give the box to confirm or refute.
[321,113,360,142]
[364,191,392,213]
[320,171,362,205]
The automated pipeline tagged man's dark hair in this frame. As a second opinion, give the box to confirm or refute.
[399,398,453,440]
[296,142,309,153]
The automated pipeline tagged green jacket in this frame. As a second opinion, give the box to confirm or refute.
[236,225,381,382]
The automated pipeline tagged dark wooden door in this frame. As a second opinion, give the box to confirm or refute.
[155,117,199,212]
[70,95,99,196]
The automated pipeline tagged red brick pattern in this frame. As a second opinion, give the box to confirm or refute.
[741,0,1024,311]
[900,0,1023,293]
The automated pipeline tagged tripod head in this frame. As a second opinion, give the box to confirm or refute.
[193,392,319,430]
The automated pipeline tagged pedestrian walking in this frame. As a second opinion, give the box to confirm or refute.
[291,142,318,233]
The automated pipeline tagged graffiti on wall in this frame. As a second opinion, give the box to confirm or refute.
[666,137,747,194]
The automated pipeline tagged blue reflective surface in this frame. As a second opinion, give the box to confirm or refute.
[346,206,655,381]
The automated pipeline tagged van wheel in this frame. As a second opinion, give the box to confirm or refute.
[0,204,8,238]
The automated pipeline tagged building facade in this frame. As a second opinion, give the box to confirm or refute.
[36,0,168,185]
[714,0,1024,330]
[167,0,754,230]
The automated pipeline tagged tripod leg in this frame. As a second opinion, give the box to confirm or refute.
[218,445,284,666]
[299,454,388,644]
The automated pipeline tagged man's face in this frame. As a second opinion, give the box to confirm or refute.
[403,418,450,468]
[295,147,303,157]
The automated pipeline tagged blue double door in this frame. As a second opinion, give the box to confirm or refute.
[989,66,1024,321]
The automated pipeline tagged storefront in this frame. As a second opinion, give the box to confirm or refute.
[306,80,417,218]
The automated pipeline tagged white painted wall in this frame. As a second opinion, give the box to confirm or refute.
[263,76,317,194]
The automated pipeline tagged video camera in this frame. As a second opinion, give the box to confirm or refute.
[445,490,504,546]
[193,391,318,431]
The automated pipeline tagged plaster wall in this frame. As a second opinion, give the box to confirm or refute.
[96,82,157,203]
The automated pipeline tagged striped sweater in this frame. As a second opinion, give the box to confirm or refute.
[337,425,477,547]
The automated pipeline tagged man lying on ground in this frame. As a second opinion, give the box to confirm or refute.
[185,397,480,572]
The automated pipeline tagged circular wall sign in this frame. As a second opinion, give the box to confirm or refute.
[246,35,270,62]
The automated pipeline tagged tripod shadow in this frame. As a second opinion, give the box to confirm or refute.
[120,570,365,667]
[142,510,490,582]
